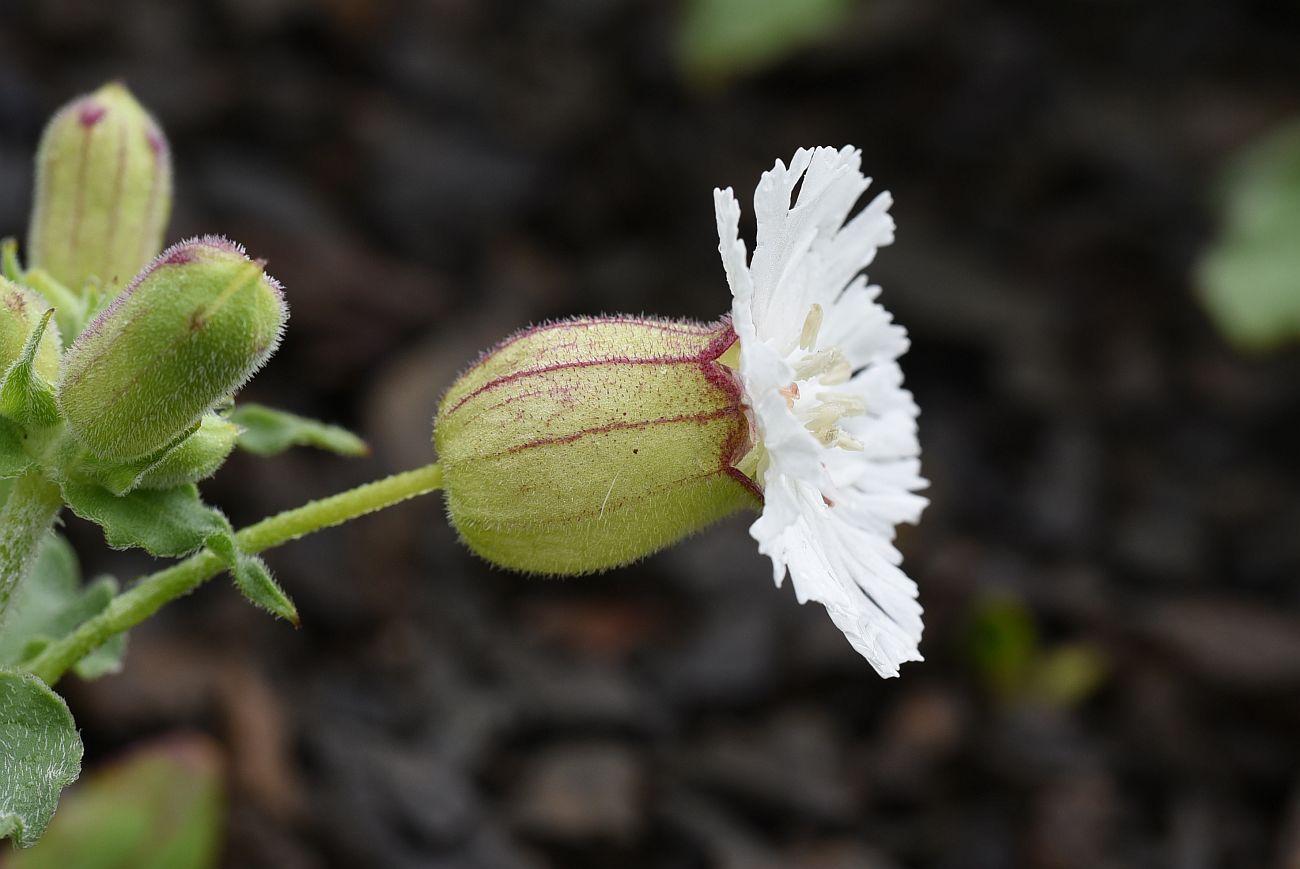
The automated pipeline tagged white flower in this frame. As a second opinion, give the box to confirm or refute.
[714,146,929,677]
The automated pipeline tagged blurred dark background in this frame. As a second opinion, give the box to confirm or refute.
[3,1,1300,867]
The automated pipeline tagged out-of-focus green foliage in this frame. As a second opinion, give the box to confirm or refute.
[968,594,1107,708]
[677,0,857,86]
[1197,119,1300,351]
[5,736,224,869]
[0,535,124,680]
[968,594,1037,700]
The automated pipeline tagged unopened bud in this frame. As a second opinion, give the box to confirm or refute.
[0,278,61,385]
[433,316,758,575]
[28,81,172,294]
[135,413,241,490]
[58,237,287,460]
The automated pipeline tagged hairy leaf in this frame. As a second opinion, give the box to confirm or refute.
[232,556,299,625]
[205,535,299,625]
[60,482,229,558]
[0,670,83,848]
[229,403,368,457]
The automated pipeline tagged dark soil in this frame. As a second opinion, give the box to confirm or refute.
[2,1,1299,867]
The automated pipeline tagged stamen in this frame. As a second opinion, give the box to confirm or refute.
[793,346,849,381]
[799,303,823,351]
[815,393,866,417]
[821,360,852,385]
[833,431,864,451]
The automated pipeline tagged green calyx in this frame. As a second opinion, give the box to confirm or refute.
[27,81,172,297]
[434,316,759,575]
[57,237,288,462]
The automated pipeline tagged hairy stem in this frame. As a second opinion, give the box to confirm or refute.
[0,471,63,629]
[25,462,443,685]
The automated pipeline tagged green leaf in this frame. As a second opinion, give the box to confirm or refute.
[0,309,59,429]
[0,535,125,680]
[677,0,856,86]
[0,417,35,479]
[1197,119,1300,351]
[6,735,224,869]
[0,670,83,848]
[229,403,368,457]
[232,556,299,625]
[205,535,299,625]
[60,482,229,558]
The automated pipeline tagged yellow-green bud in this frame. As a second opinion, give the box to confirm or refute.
[434,316,759,575]
[57,237,287,461]
[135,413,241,490]
[28,81,173,294]
[0,278,62,385]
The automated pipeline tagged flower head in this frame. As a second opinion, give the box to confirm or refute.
[431,146,926,676]
[715,146,928,677]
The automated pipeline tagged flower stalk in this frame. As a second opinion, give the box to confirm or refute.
[24,462,443,685]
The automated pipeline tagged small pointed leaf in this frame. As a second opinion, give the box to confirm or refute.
[231,555,299,625]
[60,482,229,558]
[0,309,60,429]
[0,670,83,848]
[229,403,368,457]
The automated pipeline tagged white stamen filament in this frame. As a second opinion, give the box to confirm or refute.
[780,305,870,457]
[793,346,849,381]
[799,303,823,351]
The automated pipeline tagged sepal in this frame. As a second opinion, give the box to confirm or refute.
[0,308,61,430]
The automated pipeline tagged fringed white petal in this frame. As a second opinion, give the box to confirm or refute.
[713,146,928,677]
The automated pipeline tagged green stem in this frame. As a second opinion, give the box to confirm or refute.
[0,471,62,629]
[25,462,443,685]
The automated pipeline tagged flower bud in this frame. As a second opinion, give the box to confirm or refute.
[135,413,241,490]
[0,278,62,385]
[434,316,759,575]
[58,237,287,461]
[28,81,172,294]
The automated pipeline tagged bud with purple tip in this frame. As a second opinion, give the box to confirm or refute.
[57,237,287,461]
[27,81,172,295]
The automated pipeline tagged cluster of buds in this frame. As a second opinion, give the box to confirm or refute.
[1,82,287,495]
